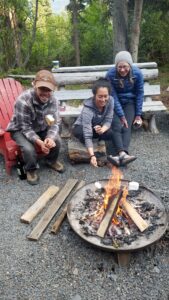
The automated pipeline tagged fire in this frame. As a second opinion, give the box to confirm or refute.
[104,166,123,209]
[104,167,128,225]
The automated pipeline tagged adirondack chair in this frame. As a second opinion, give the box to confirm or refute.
[0,78,24,174]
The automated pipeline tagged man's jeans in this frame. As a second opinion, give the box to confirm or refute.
[11,131,61,171]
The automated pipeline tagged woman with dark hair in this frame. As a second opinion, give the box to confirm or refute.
[72,78,114,167]
[106,51,144,167]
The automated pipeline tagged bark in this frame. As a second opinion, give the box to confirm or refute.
[8,8,22,67]
[71,0,80,66]
[23,0,38,67]
[130,0,143,62]
[112,0,129,58]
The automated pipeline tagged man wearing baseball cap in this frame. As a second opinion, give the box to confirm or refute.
[7,70,65,185]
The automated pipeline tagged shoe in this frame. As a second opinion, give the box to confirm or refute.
[120,154,137,166]
[107,155,120,167]
[26,170,39,185]
[47,161,65,173]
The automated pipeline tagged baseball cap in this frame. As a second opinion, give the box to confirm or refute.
[34,70,56,91]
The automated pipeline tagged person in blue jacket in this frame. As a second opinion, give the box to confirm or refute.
[106,51,144,167]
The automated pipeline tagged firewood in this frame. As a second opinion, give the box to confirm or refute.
[27,179,78,241]
[97,190,123,238]
[51,180,85,234]
[20,185,59,224]
[122,200,149,232]
[68,137,106,163]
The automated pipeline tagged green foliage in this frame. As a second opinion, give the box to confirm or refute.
[139,9,169,65]
[79,0,113,65]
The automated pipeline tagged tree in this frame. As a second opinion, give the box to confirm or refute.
[108,0,144,62]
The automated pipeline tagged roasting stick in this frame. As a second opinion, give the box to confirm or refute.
[122,200,149,232]
[51,180,85,234]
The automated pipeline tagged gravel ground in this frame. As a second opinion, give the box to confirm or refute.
[0,113,169,300]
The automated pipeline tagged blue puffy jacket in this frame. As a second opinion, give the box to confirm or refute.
[106,65,144,118]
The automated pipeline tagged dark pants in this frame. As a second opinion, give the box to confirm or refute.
[72,125,114,144]
[11,131,61,171]
[110,102,135,155]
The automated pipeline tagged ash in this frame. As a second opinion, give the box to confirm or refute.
[79,187,164,248]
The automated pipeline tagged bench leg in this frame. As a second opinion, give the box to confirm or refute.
[148,114,159,134]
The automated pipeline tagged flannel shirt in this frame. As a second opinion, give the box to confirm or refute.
[6,88,61,143]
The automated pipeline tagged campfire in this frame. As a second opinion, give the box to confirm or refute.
[67,167,167,251]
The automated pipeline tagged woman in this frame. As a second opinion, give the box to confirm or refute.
[72,78,114,167]
[106,51,144,167]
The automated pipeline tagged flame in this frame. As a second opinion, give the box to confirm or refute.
[104,166,123,209]
[103,167,129,226]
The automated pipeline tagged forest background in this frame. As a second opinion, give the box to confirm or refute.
[0,0,169,106]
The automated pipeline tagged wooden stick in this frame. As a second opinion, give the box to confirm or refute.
[97,190,123,238]
[51,180,85,234]
[122,200,149,232]
[27,179,78,241]
[20,185,59,224]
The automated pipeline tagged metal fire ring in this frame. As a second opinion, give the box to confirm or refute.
[67,179,168,252]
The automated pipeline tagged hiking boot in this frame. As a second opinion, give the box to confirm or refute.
[26,170,39,185]
[107,155,120,167]
[47,161,65,173]
[120,153,137,166]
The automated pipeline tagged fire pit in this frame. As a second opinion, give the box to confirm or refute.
[67,172,167,254]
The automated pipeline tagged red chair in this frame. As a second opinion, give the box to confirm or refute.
[0,78,24,174]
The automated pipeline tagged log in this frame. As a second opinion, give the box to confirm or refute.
[97,190,123,238]
[51,180,85,234]
[68,137,106,163]
[20,185,59,224]
[27,179,78,241]
[122,200,149,232]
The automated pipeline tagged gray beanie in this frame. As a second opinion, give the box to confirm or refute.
[115,51,133,66]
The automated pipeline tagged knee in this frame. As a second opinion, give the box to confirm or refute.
[22,143,36,156]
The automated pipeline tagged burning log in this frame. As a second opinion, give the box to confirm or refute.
[122,200,149,232]
[97,189,123,238]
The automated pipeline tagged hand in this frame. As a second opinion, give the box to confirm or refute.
[133,116,142,127]
[94,125,105,135]
[44,138,56,149]
[36,139,50,154]
[90,155,98,167]
[120,116,128,128]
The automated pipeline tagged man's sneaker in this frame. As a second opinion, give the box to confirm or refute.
[120,154,137,166]
[107,155,120,167]
[26,170,39,185]
[47,161,65,173]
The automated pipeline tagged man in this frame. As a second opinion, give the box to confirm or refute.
[7,70,64,185]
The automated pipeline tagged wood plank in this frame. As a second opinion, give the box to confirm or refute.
[97,190,123,238]
[27,179,78,241]
[122,200,149,232]
[52,62,157,73]
[55,84,160,102]
[51,180,85,234]
[20,185,59,224]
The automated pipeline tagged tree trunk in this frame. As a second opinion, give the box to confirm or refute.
[130,0,143,62]
[112,0,129,58]
[72,0,80,66]
[23,0,38,67]
[8,8,22,67]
